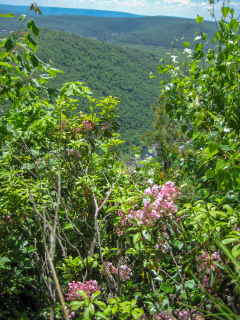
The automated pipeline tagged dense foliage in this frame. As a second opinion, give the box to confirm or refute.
[1,2,240,320]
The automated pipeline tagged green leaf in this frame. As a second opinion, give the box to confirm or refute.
[0,256,10,268]
[24,245,36,253]
[121,203,128,213]
[112,306,118,314]
[113,216,122,226]
[201,32,208,40]
[89,303,95,316]
[207,142,219,158]
[132,309,143,319]
[126,248,137,254]
[199,153,209,168]
[142,230,151,242]
[0,13,14,17]
[18,14,26,21]
[208,218,215,227]
[30,119,47,132]
[223,205,233,215]
[133,233,141,245]
[206,169,215,180]
[210,269,215,287]
[4,32,16,52]
[154,275,163,282]
[232,245,240,258]
[190,62,198,72]
[108,298,116,305]
[27,19,40,37]
[158,65,167,75]
[0,125,8,135]
[94,301,107,310]
[221,6,230,18]
[84,307,91,320]
[222,238,238,244]
[181,124,188,133]
[0,52,8,59]
[91,291,101,301]
[147,178,154,184]
[77,290,89,300]
[134,308,144,315]
[185,279,195,290]
[196,15,204,23]
[70,300,85,310]
[195,43,203,52]
[60,82,92,97]
[130,300,137,308]
[0,61,12,67]
[94,311,108,319]
[183,42,190,48]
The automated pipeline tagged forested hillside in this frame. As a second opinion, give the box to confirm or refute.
[0,12,216,50]
[0,8,216,156]
[37,29,162,154]
[0,5,216,157]
[0,24,161,155]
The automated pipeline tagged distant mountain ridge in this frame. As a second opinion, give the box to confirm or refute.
[0,4,143,18]
[0,10,216,50]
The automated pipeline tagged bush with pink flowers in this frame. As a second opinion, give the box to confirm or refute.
[117,181,180,228]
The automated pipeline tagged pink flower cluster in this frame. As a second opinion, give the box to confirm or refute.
[103,261,132,281]
[102,123,110,130]
[154,310,197,320]
[82,120,93,130]
[154,312,174,320]
[59,119,67,130]
[1,214,13,224]
[197,251,221,274]
[66,280,98,302]
[118,182,180,227]
[68,148,80,158]
[66,280,98,319]
[197,251,224,299]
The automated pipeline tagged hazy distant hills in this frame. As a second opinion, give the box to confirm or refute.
[0,5,216,50]
[0,4,143,18]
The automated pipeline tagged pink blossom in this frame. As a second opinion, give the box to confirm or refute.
[66,280,98,302]
[118,182,180,228]
[102,261,132,281]
[82,120,93,130]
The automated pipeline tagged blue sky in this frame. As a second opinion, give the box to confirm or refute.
[0,0,239,19]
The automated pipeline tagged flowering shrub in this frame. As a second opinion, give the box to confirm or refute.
[82,120,93,131]
[118,181,180,228]
[1,214,13,224]
[154,310,195,320]
[66,280,98,302]
[101,122,110,130]
[196,251,230,308]
[197,251,221,274]
[154,312,174,320]
[66,280,99,319]
[103,261,132,281]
